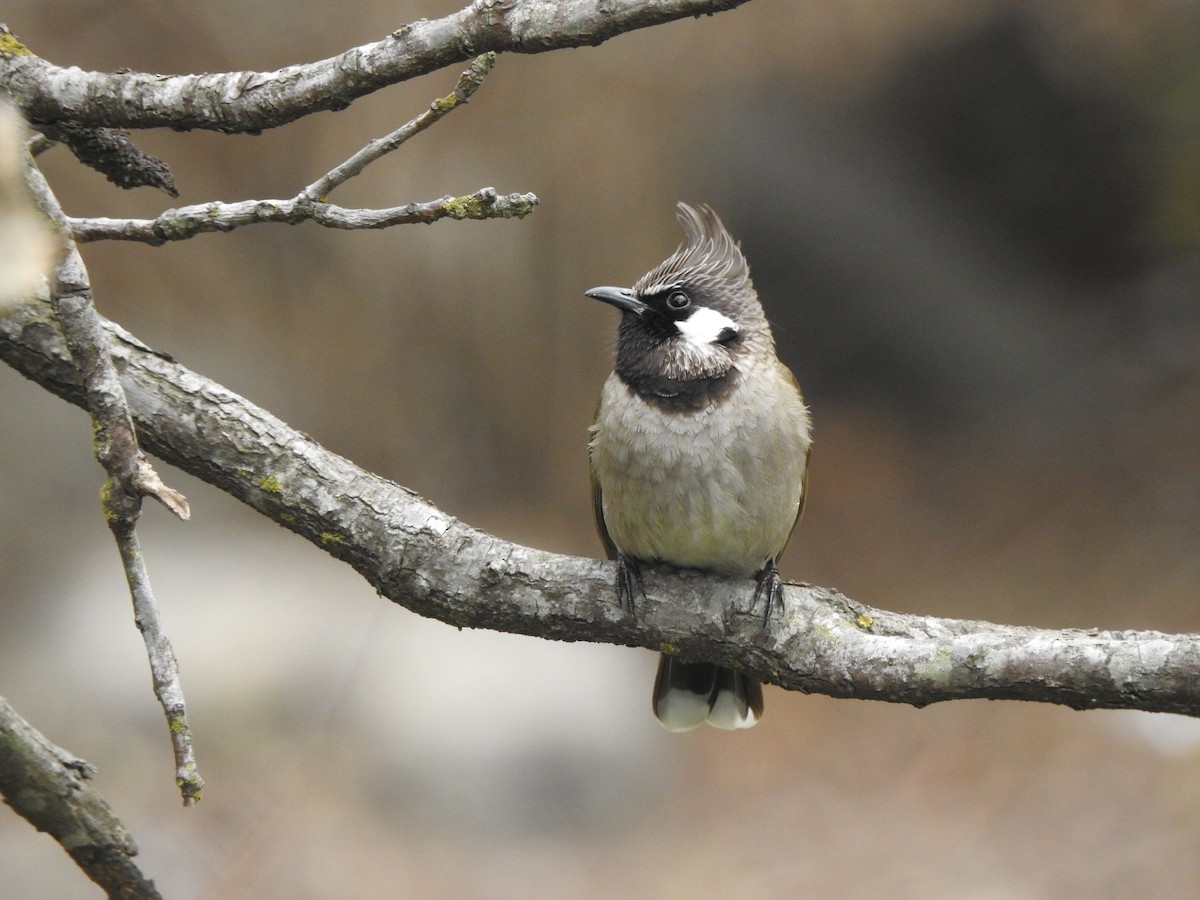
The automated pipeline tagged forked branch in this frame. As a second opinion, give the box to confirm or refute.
[64,54,538,246]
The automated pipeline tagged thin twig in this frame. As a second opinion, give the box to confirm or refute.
[65,54,535,247]
[21,154,202,805]
[106,510,201,802]
[0,696,163,899]
[303,53,496,200]
[68,188,538,245]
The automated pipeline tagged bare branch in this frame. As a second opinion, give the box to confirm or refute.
[67,188,539,245]
[21,158,202,805]
[62,53,535,246]
[104,509,201,803]
[1,1,752,134]
[22,159,192,519]
[3,298,1199,719]
[0,695,163,899]
[303,52,496,201]
[42,249,193,520]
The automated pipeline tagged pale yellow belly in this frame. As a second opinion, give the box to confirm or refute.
[590,369,809,576]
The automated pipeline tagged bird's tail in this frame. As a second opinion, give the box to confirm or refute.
[652,655,763,731]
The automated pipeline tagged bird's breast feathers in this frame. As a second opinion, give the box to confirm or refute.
[590,360,810,576]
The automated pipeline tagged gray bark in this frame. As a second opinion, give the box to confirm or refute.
[0,696,161,900]
[4,298,1199,718]
[2,1,750,134]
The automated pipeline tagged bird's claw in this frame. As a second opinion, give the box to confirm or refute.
[615,554,645,613]
[751,560,784,626]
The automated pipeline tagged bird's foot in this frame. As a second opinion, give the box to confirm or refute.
[615,553,645,613]
[751,559,784,626]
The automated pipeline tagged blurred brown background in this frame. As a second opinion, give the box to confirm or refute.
[2,1,1199,897]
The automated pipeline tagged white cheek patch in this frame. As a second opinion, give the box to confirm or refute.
[675,307,739,347]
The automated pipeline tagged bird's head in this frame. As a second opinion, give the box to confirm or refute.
[587,203,771,396]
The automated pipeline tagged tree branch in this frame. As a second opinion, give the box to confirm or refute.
[0,695,162,899]
[68,188,539,245]
[22,156,202,806]
[1,1,751,134]
[63,54,537,246]
[302,51,496,202]
[3,298,1199,718]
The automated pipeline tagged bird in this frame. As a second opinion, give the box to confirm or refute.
[586,202,812,731]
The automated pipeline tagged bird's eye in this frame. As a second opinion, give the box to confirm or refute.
[665,290,690,310]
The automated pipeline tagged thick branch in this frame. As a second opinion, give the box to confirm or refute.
[1,1,750,133]
[0,695,162,899]
[3,299,1199,717]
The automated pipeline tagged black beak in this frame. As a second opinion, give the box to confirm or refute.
[585,286,650,316]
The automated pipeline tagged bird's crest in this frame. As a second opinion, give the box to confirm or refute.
[634,203,751,298]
